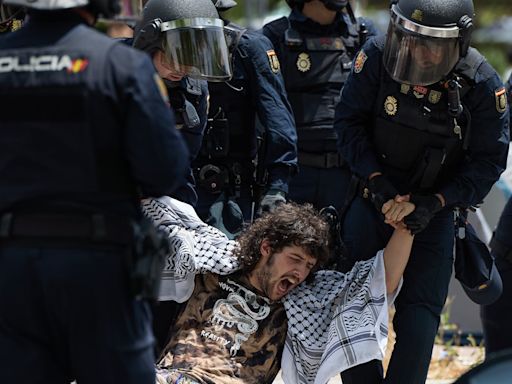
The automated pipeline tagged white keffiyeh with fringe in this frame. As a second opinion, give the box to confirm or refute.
[141,197,400,384]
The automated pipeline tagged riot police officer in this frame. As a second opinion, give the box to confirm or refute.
[262,0,379,215]
[334,0,509,383]
[192,0,298,237]
[132,0,231,206]
[0,0,190,382]
[481,73,512,357]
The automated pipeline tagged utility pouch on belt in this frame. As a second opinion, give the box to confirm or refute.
[129,217,170,301]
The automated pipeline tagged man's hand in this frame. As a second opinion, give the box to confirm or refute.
[382,195,415,231]
[367,174,399,213]
[257,189,286,216]
[403,194,443,235]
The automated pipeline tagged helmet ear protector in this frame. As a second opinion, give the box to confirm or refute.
[458,14,473,57]
[133,18,162,53]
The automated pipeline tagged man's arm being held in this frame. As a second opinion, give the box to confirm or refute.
[381,199,415,293]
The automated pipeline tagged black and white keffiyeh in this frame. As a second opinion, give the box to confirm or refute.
[141,197,399,384]
[281,253,397,384]
[141,197,238,302]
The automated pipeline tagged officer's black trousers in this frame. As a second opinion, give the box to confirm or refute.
[481,196,512,356]
[0,244,155,384]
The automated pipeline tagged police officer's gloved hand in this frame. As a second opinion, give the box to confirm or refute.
[257,189,286,216]
[367,174,399,213]
[404,194,443,235]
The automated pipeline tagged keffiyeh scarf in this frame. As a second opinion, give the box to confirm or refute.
[141,197,398,384]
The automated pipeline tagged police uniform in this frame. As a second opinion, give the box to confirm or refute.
[193,23,297,235]
[481,73,512,356]
[0,11,189,384]
[262,9,379,212]
[334,35,509,383]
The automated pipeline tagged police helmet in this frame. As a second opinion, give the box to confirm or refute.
[383,0,474,86]
[212,0,237,12]
[133,0,232,81]
[285,0,348,12]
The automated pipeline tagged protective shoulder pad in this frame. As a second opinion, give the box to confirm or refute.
[455,47,489,84]
[372,34,386,52]
[263,16,289,39]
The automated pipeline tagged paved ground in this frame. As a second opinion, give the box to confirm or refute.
[272,372,453,384]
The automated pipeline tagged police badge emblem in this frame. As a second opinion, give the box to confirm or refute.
[354,50,367,73]
[266,49,281,74]
[296,52,311,73]
[384,96,398,116]
[413,85,428,99]
[495,87,508,113]
[411,9,423,22]
[400,84,410,94]
[428,90,442,104]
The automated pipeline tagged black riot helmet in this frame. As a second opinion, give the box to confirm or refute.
[2,0,141,20]
[286,0,348,12]
[133,0,232,81]
[383,0,474,86]
[212,0,237,12]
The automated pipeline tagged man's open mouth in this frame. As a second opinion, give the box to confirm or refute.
[276,277,297,296]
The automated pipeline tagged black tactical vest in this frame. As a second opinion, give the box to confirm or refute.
[0,25,137,212]
[265,16,362,152]
[372,42,487,193]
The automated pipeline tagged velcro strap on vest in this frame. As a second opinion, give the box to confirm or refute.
[298,151,345,169]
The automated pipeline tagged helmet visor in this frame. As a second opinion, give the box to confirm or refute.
[161,18,232,82]
[383,11,460,86]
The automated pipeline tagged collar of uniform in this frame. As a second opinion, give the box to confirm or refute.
[288,8,347,35]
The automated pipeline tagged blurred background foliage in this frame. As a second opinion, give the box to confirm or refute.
[223,0,512,80]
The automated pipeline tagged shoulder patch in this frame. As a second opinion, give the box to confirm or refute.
[266,49,281,74]
[153,73,169,104]
[353,50,368,74]
[495,87,508,113]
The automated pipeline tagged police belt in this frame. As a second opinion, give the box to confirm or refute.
[0,212,134,245]
[490,235,512,264]
[298,151,345,169]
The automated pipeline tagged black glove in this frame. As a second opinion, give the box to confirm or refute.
[404,194,443,235]
[257,189,286,216]
[367,174,399,212]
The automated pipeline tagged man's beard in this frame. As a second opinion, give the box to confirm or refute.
[254,254,276,299]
